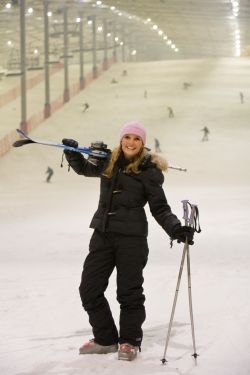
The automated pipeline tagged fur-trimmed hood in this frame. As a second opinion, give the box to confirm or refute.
[150,153,168,171]
[141,151,168,172]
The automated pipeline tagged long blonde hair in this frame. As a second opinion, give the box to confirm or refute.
[103,145,148,178]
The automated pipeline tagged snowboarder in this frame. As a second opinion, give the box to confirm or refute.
[82,102,89,113]
[62,122,194,361]
[239,91,244,104]
[154,138,161,153]
[45,166,54,183]
[201,126,209,141]
[167,106,174,118]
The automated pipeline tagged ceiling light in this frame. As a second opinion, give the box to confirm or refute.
[5,3,11,9]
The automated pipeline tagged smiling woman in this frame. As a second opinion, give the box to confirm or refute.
[120,122,145,160]
[121,133,143,159]
[61,120,194,361]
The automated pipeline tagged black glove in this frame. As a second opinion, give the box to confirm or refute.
[62,138,79,156]
[172,225,195,245]
[62,138,78,149]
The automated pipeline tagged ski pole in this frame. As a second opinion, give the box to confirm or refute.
[183,201,198,361]
[168,165,187,172]
[161,200,200,364]
[161,240,188,364]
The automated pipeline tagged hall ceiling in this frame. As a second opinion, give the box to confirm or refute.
[103,0,250,58]
[0,0,250,66]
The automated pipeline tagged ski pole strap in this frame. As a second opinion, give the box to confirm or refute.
[181,200,201,233]
[191,205,201,233]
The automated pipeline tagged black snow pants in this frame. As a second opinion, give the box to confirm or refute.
[79,229,149,347]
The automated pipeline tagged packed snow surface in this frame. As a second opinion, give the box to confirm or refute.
[1,58,250,375]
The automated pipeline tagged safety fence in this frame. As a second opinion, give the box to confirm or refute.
[0,63,63,108]
[0,58,115,158]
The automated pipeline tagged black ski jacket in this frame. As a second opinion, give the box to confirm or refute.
[65,151,181,237]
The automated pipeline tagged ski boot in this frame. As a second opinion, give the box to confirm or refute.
[79,339,118,355]
[118,343,139,361]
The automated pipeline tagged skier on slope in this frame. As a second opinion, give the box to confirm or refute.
[45,166,54,183]
[62,121,194,361]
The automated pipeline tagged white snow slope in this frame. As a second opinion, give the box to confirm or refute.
[0,58,250,375]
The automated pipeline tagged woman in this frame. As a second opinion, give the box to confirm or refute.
[62,121,194,361]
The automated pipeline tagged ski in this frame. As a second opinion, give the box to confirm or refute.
[13,129,109,158]
[13,129,187,171]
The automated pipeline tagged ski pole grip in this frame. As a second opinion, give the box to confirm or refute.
[181,200,190,226]
[189,205,196,227]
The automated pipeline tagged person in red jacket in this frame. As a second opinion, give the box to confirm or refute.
[62,121,194,361]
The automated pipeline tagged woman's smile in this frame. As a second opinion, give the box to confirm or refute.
[121,134,143,159]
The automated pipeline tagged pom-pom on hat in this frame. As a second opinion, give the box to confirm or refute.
[120,121,146,144]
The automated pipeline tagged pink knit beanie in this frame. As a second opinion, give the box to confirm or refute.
[120,121,146,144]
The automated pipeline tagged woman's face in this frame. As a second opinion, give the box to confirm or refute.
[121,134,143,160]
